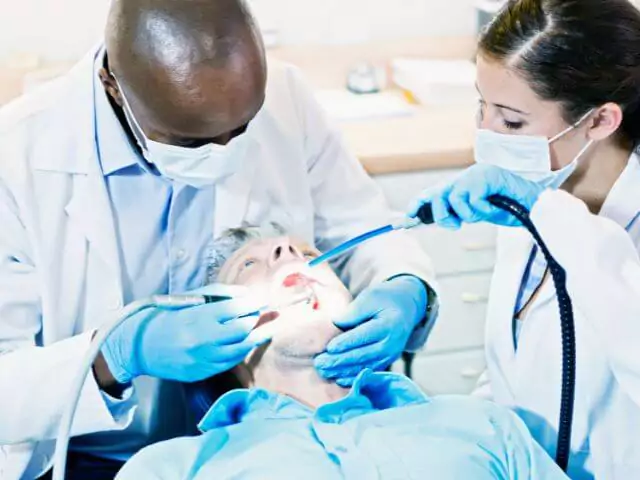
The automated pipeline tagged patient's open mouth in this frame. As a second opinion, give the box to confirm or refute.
[282,273,317,288]
[281,273,321,310]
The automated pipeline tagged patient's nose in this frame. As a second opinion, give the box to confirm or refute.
[270,239,304,266]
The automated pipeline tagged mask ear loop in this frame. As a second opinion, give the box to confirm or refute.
[549,108,596,143]
[572,138,595,164]
[111,74,150,153]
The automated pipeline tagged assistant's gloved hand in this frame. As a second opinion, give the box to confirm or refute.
[101,284,263,385]
[408,164,545,228]
[314,276,427,387]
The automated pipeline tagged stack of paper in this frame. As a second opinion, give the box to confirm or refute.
[391,58,477,107]
[314,89,416,122]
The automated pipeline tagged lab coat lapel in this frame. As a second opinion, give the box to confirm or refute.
[534,152,640,311]
[213,146,259,238]
[64,172,121,282]
[50,48,123,293]
[487,227,534,400]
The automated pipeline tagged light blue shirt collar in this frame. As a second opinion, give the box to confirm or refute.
[93,48,141,176]
[198,370,428,433]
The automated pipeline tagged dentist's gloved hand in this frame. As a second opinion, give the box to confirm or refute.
[408,164,545,228]
[101,284,263,385]
[314,276,427,387]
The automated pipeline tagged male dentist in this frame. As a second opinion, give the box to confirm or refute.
[0,0,436,478]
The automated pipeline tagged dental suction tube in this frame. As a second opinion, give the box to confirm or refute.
[51,294,228,480]
[416,195,577,472]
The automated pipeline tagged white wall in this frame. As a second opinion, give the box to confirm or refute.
[250,0,476,45]
[0,0,111,63]
[0,0,476,63]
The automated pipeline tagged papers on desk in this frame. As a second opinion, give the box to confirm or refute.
[391,58,477,107]
[314,89,416,122]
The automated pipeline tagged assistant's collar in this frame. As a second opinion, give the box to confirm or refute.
[600,149,640,231]
[197,370,427,433]
[92,48,140,176]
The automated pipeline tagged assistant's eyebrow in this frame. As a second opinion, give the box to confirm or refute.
[475,82,530,115]
[495,103,530,115]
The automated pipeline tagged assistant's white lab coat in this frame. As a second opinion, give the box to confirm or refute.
[0,49,436,479]
[479,152,640,479]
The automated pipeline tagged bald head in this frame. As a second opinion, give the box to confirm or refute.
[101,0,267,146]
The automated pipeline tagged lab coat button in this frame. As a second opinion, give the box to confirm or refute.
[176,249,187,260]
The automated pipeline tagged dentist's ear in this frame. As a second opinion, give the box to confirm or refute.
[587,103,624,141]
[98,68,124,107]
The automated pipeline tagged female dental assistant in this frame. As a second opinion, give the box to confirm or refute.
[411,0,640,478]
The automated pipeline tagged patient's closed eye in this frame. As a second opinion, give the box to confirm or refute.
[241,258,258,270]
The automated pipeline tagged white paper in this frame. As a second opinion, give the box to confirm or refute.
[314,89,415,122]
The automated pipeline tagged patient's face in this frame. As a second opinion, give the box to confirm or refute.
[218,236,352,357]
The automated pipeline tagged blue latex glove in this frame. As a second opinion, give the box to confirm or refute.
[101,284,264,384]
[314,276,427,387]
[408,164,545,229]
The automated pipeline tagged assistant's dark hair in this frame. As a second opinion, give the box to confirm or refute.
[479,0,640,146]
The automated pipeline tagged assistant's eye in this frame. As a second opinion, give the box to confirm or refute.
[503,120,524,130]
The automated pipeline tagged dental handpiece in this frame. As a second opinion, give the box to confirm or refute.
[52,293,233,480]
[307,214,426,268]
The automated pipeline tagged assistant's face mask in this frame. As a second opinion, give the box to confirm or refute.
[474,109,595,189]
[114,77,253,188]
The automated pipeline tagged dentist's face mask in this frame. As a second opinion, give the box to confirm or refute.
[115,77,253,188]
[474,109,595,189]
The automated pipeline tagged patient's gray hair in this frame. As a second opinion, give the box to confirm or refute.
[207,222,286,284]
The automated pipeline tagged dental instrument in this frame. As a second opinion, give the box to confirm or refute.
[246,290,316,344]
[52,292,313,480]
[308,217,422,268]
[52,295,226,480]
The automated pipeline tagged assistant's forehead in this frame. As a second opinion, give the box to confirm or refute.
[476,55,536,105]
[476,54,564,117]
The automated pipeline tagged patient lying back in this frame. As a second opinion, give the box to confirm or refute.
[117,228,566,479]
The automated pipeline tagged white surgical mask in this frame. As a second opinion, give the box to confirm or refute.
[474,109,595,189]
[115,77,253,188]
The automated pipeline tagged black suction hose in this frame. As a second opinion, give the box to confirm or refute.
[415,194,576,472]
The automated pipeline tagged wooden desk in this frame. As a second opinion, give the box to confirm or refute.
[0,36,477,174]
[339,107,476,175]
[269,36,477,174]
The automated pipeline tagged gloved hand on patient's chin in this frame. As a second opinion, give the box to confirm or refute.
[100,284,263,385]
[408,164,545,229]
[314,276,427,387]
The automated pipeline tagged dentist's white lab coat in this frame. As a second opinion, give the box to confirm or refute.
[479,152,640,480]
[0,49,436,479]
